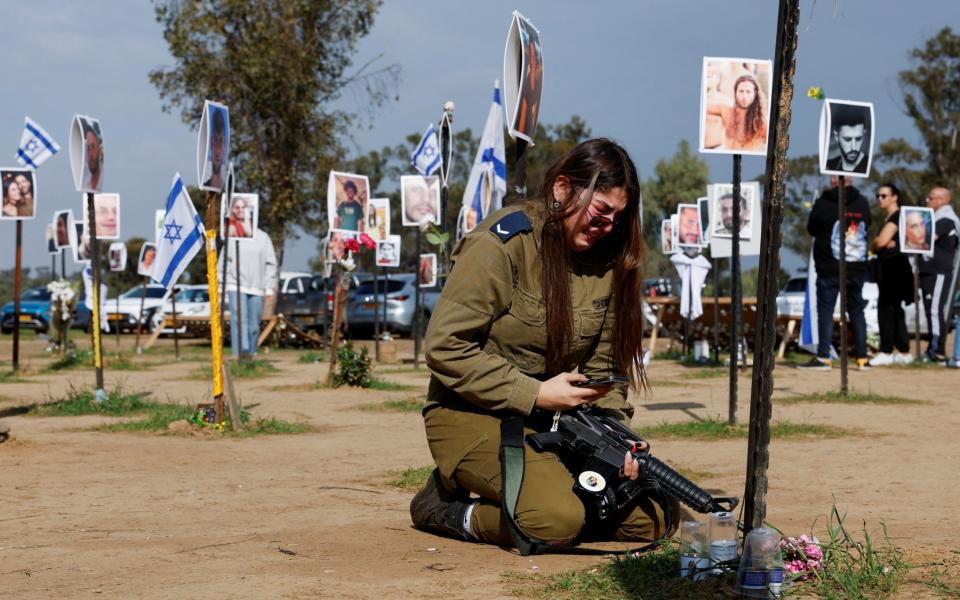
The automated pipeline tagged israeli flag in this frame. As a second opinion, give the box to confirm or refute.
[411,123,442,177]
[16,117,60,168]
[152,174,204,289]
[798,250,837,358]
[461,80,507,235]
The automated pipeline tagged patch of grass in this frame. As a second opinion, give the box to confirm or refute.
[687,367,726,379]
[889,358,943,370]
[31,385,155,417]
[98,402,194,431]
[777,390,925,406]
[232,417,312,437]
[0,371,29,383]
[368,379,417,391]
[388,465,433,489]
[297,350,325,364]
[644,417,850,440]
[45,349,93,371]
[194,358,279,379]
[357,397,425,413]
[106,353,148,371]
[377,366,428,375]
[654,349,687,361]
[100,403,311,436]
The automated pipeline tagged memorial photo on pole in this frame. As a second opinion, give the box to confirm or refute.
[197,100,230,192]
[366,197,391,241]
[69,114,104,193]
[699,57,772,155]
[401,175,441,227]
[137,242,157,277]
[418,253,437,288]
[819,99,874,177]
[661,218,675,255]
[698,196,710,245]
[676,203,703,249]
[376,235,401,268]
[0,169,37,220]
[327,171,369,233]
[502,11,542,144]
[711,183,755,239]
[325,229,357,263]
[74,222,90,263]
[46,224,57,254]
[899,206,935,256]
[108,242,127,271]
[83,193,121,239]
[53,210,75,249]
[220,192,257,240]
[670,214,680,252]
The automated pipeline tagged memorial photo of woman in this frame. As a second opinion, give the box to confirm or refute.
[699,57,772,155]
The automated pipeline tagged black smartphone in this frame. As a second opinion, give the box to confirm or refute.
[574,375,629,388]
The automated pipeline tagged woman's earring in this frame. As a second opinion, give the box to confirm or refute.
[552,201,560,209]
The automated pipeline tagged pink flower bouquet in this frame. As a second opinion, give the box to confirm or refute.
[780,534,824,581]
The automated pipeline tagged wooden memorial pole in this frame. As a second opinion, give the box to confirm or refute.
[220,206,230,341]
[234,239,243,359]
[837,175,849,394]
[134,276,148,353]
[326,268,349,386]
[86,192,106,398]
[12,222,23,372]
[742,0,801,533]
[913,255,921,360]
[713,259,721,364]
[728,154,742,425]
[203,191,226,423]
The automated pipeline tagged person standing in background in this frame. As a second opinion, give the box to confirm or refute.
[869,183,914,366]
[218,227,278,358]
[919,187,959,362]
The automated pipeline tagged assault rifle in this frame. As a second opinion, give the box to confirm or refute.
[528,408,738,522]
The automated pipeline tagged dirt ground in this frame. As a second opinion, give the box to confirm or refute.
[1,333,958,599]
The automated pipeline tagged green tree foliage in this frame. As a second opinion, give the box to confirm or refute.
[640,139,710,276]
[149,0,400,267]
[898,26,960,193]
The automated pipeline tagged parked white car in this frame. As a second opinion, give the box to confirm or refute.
[104,284,179,333]
[151,284,211,334]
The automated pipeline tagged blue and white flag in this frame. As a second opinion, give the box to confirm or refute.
[411,123,442,177]
[16,117,60,168]
[152,174,204,289]
[798,250,837,358]
[461,80,507,236]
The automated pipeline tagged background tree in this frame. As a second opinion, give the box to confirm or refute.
[149,0,400,271]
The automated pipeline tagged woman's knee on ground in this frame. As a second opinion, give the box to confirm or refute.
[515,495,585,545]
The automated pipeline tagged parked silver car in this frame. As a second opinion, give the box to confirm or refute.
[346,273,441,336]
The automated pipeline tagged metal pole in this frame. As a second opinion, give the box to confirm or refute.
[13,221,23,372]
[414,228,422,369]
[115,275,121,347]
[171,287,180,359]
[51,253,56,282]
[713,258,720,364]
[838,176,849,394]
[374,268,381,361]
[729,154,742,425]
[383,271,389,338]
[235,239,243,359]
[135,276,147,353]
[743,0,801,534]
[61,248,66,281]
[86,192,105,397]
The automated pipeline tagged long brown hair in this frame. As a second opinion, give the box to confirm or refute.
[537,138,647,390]
[732,75,766,145]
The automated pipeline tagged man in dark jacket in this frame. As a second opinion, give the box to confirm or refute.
[800,177,872,370]
[919,187,959,362]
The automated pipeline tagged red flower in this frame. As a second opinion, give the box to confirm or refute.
[343,238,361,254]
[358,233,377,250]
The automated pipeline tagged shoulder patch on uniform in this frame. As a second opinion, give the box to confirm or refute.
[489,211,532,243]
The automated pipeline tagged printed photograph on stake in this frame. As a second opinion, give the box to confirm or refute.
[711,183,755,239]
[108,242,127,271]
[197,100,230,192]
[819,99,874,177]
[366,197,391,241]
[0,169,37,219]
[138,243,157,277]
[53,210,75,249]
[669,214,679,253]
[418,253,437,288]
[676,203,703,248]
[74,222,91,263]
[899,206,934,256]
[68,115,104,193]
[699,57,772,155]
[376,235,401,268]
[83,193,120,239]
[660,218,675,255]
[503,11,543,143]
[220,192,258,240]
[326,229,358,264]
[46,224,57,254]
[327,171,369,232]
[401,175,441,227]
[697,196,710,245]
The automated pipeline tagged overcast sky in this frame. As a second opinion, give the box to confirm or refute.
[1,1,951,278]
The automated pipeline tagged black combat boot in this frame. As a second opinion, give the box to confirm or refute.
[409,468,473,541]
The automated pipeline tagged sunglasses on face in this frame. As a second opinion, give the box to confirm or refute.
[876,193,889,199]
[584,205,619,230]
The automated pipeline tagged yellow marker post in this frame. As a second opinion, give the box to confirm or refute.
[206,229,225,419]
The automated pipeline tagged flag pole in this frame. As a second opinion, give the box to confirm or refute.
[85,192,106,399]
[115,273,121,347]
[135,275,148,354]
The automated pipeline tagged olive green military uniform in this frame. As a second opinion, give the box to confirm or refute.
[422,204,669,546]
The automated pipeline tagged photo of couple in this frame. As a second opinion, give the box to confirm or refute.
[1,169,37,220]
